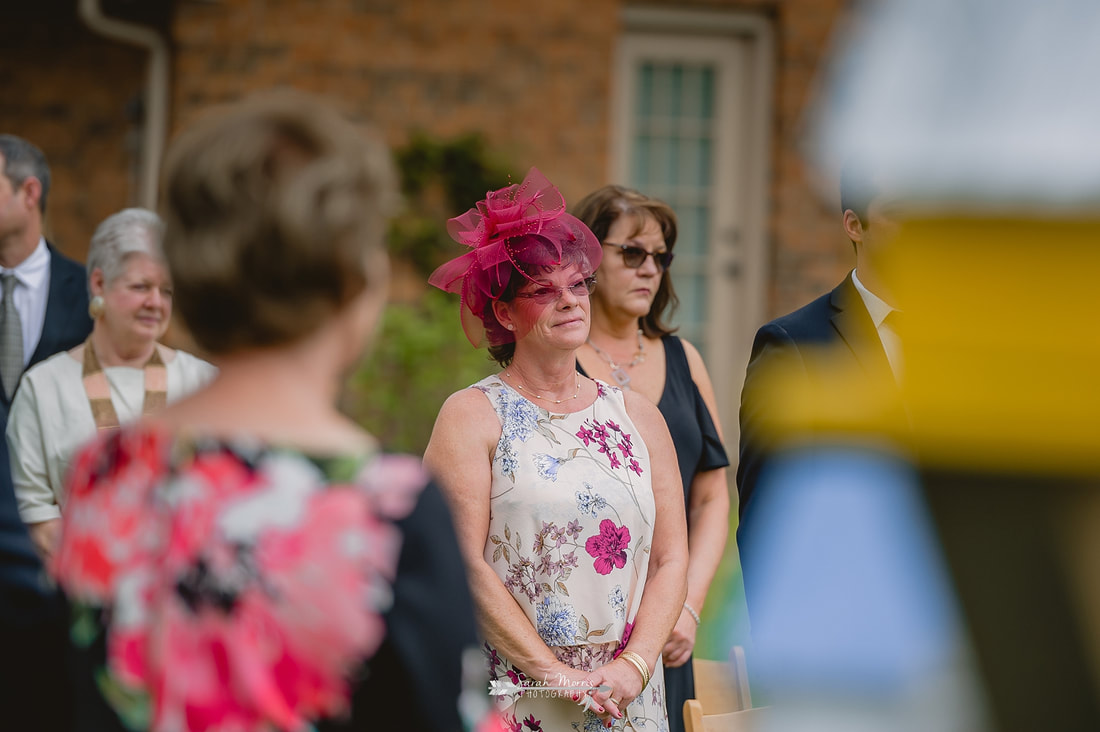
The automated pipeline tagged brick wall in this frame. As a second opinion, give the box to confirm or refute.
[2,0,855,320]
[764,0,857,318]
[0,13,146,263]
[644,0,855,318]
[170,0,617,209]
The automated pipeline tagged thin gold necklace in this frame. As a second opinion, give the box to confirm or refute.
[507,372,581,404]
[587,329,645,390]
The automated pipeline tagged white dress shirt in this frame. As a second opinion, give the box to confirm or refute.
[851,269,903,380]
[0,238,51,366]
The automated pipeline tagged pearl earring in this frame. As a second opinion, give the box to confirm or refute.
[88,295,105,319]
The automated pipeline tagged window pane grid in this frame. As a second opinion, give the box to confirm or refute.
[628,60,717,352]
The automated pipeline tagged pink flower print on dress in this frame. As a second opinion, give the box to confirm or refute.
[576,418,643,476]
[584,519,631,575]
[612,621,635,659]
[53,426,408,732]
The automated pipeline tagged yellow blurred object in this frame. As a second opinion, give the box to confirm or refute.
[753,215,1100,477]
[890,216,1100,476]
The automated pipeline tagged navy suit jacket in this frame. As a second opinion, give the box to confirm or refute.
[0,242,92,425]
[0,243,89,729]
[735,272,901,618]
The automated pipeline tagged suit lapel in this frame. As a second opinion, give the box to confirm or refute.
[829,272,895,383]
[30,243,84,365]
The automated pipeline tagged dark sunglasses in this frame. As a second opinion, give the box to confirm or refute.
[514,275,598,305]
[603,242,674,271]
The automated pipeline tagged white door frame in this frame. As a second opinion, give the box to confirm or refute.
[609,7,774,443]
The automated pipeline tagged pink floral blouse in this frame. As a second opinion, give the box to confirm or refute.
[52,425,427,732]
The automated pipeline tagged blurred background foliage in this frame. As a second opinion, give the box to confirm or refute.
[343,132,512,454]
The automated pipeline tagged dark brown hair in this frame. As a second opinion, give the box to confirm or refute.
[160,90,396,355]
[571,185,678,338]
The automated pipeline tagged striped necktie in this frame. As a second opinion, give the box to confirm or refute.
[0,273,24,400]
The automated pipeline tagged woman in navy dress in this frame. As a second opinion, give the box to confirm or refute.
[574,186,731,732]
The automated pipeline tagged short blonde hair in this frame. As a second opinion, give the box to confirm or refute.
[160,89,397,355]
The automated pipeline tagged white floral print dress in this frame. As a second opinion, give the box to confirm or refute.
[475,375,669,732]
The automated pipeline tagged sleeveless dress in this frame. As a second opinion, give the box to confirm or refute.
[579,336,729,732]
[475,375,670,732]
[52,425,485,732]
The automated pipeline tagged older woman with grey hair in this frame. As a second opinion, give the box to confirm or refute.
[6,207,215,560]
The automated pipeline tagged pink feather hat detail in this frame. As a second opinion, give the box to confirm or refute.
[428,167,602,347]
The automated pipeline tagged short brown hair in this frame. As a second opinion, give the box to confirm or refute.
[571,185,679,338]
[160,89,396,355]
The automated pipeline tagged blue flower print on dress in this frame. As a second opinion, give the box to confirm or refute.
[608,585,626,620]
[485,387,541,482]
[536,593,579,646]
[496,389,540,444]
[580,710,606,732]
[575,483,608,519]
[533,453,564,482]
[497,441,520,482]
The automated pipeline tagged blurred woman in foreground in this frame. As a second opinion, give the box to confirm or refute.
[52,91,481,732]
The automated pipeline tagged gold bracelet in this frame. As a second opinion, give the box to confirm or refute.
[618,650,651,690]
[620,653,649,690]
[682,602,702,626]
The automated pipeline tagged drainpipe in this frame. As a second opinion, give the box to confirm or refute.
[78,0,170,210]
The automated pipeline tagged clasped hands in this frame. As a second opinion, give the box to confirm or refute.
[560,656,647,728]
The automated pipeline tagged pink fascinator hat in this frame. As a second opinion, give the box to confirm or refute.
[428,167,602,347]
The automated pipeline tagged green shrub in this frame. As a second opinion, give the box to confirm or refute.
[344,132,511,454]
[345,288,495,454]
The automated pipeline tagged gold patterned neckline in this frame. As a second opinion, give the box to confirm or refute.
[81,336,167,432]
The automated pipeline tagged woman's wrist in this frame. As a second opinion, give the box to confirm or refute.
[617,650,651,690]
[681,601,702,626]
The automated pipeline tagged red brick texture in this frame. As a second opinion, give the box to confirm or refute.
[2,0,856,319]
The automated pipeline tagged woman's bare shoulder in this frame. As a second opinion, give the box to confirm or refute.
[433,384,501,440]
[621,387,668,437]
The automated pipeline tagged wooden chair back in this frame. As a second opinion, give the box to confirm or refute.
[692,646,752,714]
[683,701,769,732]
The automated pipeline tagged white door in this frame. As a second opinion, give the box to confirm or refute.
[610,13,772,438]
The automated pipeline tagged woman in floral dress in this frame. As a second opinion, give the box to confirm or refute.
[50,92,484,732]
[426,168,688,731]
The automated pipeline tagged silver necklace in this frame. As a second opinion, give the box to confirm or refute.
[507,372,581,404]
[587,329,645,390]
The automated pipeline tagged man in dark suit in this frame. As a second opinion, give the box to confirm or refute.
[736,164,907,622]
[0,134,93,424]
[0,134,88,729]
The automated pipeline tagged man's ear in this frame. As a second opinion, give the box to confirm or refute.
[21,177,42,214]
[843,209,864,244]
